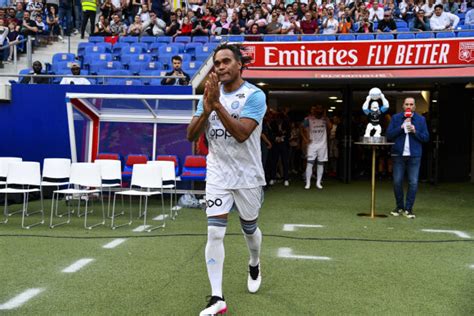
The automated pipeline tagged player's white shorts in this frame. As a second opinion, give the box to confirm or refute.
[205,184,263,221]
[307,143,328,162]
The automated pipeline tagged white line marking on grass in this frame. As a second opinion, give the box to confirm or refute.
[152,214,169,221]
[277,247,331,261]
[102,238,127,249]
[132,225,151,232]
[469,264,474,269]
[0,288,44,310]
[421,229,471,239]
[61,258,94,273]
[283,224,324,232]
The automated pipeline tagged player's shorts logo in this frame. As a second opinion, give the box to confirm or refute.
[207,198,223,208]
[459,42,474,63]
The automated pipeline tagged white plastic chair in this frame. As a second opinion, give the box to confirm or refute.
[0,161,44,229]
[0,157,23,186]
[95,159,122,218]
[111,164,165,232]
[41,158,71,217]
[50,163,105,229]
[148,160,178,219]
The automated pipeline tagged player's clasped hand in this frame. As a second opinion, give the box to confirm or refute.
[204,73,221,114]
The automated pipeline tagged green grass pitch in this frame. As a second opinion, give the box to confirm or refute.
[0,180,473,315]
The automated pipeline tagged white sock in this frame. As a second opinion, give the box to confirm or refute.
[244,227,262,267]
[205,225,226,298]
[305,162,314,185]
[316,164,324,184]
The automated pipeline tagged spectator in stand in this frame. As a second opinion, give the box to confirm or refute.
[59,62,91,85]
[73,0,82,34]
[165,12,179,36]
[465,8,474,25]
[100,0,114,21]
[139,4,150,24]
[130,0,143,19]
[21,60,49,84]
[368,0,384,22]
[161,55,190,86]
[109,13,127,36]
[202,7,216,26]
[6,8,19,27]
[212,10,231,35]
[386,0,401,19]
[46,0,59,14]
[128,15,143,36]
[0,19,8,62]
[58,0,72,36]
[402,0,416,28]
[339,7,354,33]
[192,13,211,37]
[245,22,263,41]
[322,5,339,34]
[300,11,318,34]
[15,2,24,21]
[80,0,98,39]
[281,11,300,34]
[355,2,368,22]
[142,11,166,36]
[20,11,37,37]
[6,21,18,62]
[111,0,124,17]
[229,11,246,34]
[357,14,374,32]
[27,0,43,20]
[94,14,111,36]
[265,10,282,34]
[377,10,397,32]
[46,5,62,41]
[411,9,430,31]
[444,0,460,14]
[35,14,46,40]
[421,0,436,18]
[239,7,250,26]
[176,15,192,36]
[175,8,183,25]
[430,4,460,30]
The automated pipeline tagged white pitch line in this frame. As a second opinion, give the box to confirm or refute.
[283,224,324,232]
[132,225,151,232]
[102,238,127,249]
[277,247,331,261]
[61,258,94,273]
[421,229,471,239]
[152,214,169,221]
[470,264,474,269]
[0,288,45,310]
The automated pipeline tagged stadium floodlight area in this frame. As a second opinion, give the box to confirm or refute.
[65,93,201,163]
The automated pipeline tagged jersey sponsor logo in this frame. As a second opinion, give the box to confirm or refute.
[235,93,246,99]
[231,101,240,109]
[207,198,223,208]
[209,128,232,140]
[210,112,220,121]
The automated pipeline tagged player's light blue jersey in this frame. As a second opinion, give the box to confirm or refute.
[194,81,267,189]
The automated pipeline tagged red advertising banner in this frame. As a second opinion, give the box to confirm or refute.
[243,38,474,69]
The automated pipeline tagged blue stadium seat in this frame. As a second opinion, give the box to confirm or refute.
[181,156,206,181]
[107,78,143,85]
[436,31,455,38]
[83,53,113,68]
[89,36,105,43]
[210,35,224,43]
[192,36,209,44]
[142,61,163,71]
[357,34,375,40]
[174,36,192,44]
[194,43,218,61]
[300,35,321,41]
[77,42,94,58]
[228,35,245,42]
[51,60,75,74]
[185,42,203,56]
[130,61,163,74]
[376,33,395,40]
[140,70,167,85]
[398,27,410,32]
[169,42,185,53]
[149,78,163,86]
[396,20,408,28]
[397,33,416,39]
[156,36,173,44]
[415,32,435,39]
[123,43,148,54]
[158,45,180,56]
[140,36,156,48]
[263,35,278,41]
[96,42,113,53]
[119,36,139,44]
[183,60,203,72]
[52,68,72,84]
[457,31,474,37]
[89,60,123,74]
[97,69,132,85]
[130,54,152,64]
[52,53,76,64]
[456,25,470,30]
[111,42,130,59]
[85,45,107,55]
[337,34,356,41]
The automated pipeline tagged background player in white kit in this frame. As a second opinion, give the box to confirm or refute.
[187,44,267,316]
[303,105,332,189]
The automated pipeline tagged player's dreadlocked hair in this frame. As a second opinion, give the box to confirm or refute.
[213,43,253,73]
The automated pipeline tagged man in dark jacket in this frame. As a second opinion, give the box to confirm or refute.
[386,97,429,219]
[21,60,49,84]
[161,55,190,86]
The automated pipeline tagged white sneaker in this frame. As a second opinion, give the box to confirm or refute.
[284,180,289,187]
[316,182,323,189]
[248,264,261,293]
[305,182,310,190]
[199,296,227,315]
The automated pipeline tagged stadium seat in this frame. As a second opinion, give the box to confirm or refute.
[210,35,224,43]
[228,35,245,42]
[52,53,76,64]
[148,160,179,219]
[185,42,203,56]
[149,42,168,58]
[119,36,139,44]
[398,27,410,32]
[192,36,209,44]
[0,157,22,185]
[122,43,148,54]
[97,69,131,85]
[107,78,141,87]
[457,31,474,37]
[77,42,93,58]
[83,53,113,68]
[89,60,123,74]
[184,60,203,71]
[94,159,122,218]
[89,36,105,43]
[85,45,107,55]
[149,78,163,86]
[96,42,113,53]
[156,155,180,176]
[112,42,130,59]
[111,164,165,231]
[141,61,164,71]
[416,32,434,39]
[158,45,180,56]
[0,162,43,229]
[397,33,416,39]
[97,153,121,160]
[140,70,167,85]
[122,154,148,182]
[396,20,408,28]
[436,31,455,38]
[357,34,375,40]
[174,36,192,44]
[300,35,321,41]
[337,34,356,41]
[180,155,206,181]
[140,36,156,48]
[49,163,105,229]
[376,33,395,40]
[156,36,173,44]
[51,60,75,74]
